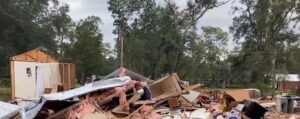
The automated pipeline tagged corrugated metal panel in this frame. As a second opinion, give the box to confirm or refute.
[0,101,21,119]
[18,98,47,119]
[16,77,131,119]
[44,76,131,100]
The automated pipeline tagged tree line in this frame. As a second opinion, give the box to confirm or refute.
[0,0,299,90]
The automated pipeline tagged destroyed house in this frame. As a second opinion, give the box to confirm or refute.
[26,68,150,118]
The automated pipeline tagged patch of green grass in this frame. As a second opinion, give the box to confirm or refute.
[0,78,11,87]
[0,87,11,101]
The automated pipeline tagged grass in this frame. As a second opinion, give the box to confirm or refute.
[0,78,11,101]
[0,87,11,101]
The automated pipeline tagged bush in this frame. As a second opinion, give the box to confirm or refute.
[253,81,273,96]
[0,78,11,87]
[226,84,244,89]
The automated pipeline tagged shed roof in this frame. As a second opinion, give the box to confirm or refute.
[11,49,57,63]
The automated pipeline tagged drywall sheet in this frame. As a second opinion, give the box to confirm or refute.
[14,61,37,99]
[36,66,45,98]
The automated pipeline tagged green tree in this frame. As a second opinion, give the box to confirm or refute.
[171,0,228,72]
[230,0,300,87]
[50,2,75,60]
[108,0,149,66]
[64,16,108,82]
[107,0,228,79]
[0,0,66,78]
[180,26,229,87]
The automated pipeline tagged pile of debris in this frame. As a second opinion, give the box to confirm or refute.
[0,68,294,119]
[61,72,217,119]
[264,109,291,119]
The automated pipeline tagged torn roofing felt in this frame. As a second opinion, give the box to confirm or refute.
[99,67,149,81]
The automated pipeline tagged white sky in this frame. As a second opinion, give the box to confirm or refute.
[58,0,238,49]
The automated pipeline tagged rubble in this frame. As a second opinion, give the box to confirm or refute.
[264,109,292,119]
[3,68,300,119]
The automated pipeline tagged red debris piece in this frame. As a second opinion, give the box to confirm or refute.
[130,105,162,119]
[68,100,99,119]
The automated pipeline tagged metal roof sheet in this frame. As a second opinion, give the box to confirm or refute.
[0,101,21,119]
[22,98,47,119]
[44,76,131,100]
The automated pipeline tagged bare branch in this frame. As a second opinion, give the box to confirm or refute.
[163,0,176,15]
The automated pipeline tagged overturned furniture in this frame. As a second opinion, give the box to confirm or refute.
[10,49,76,100]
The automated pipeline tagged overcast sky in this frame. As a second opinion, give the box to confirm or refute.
[59,0,237,48]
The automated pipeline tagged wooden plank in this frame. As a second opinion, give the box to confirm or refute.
[133,100,156,105]
[65,64,69,89]
[72,64,76,88]
[68,64,71,89]
[186,83,203,90]
[25,53,27,61]
[25,54,38,62]
[36,50,39,62]
[59,64,63,83]
[62,64,65,89]
[10,61,15,99]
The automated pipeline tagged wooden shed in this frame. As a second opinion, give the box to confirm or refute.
[10,49,76,100]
